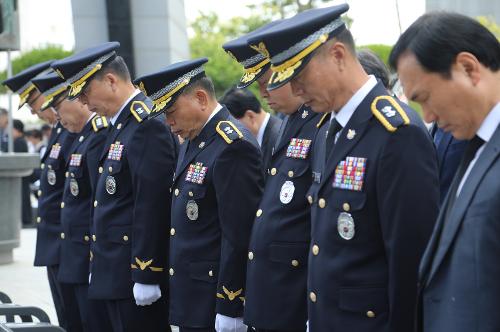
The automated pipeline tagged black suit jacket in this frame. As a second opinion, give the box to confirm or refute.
[88,92,176,300]
[244,106,319,330]
[306,83,439,332]
[417,124,500,332]
[261,114,282,171]
[169,107,264,327]
[57,115,108,284]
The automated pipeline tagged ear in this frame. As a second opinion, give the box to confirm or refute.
[244,110,256,121]
[326,41,348,69]
[194,89,209,108]
[105,73,119,90]
[455,52,481,85]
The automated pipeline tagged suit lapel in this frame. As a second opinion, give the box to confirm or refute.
[436,130,453,171]
[273,105,315,157]
[426,125,500,285]
[173,107,230,184]
[42,122,63,161]
[65,118,94,167]
[318,85,381,192]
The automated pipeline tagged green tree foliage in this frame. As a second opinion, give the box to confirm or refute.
[357,44,392,66]
[0,45,73,93]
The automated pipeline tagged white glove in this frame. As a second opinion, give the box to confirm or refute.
[133,283,161,306]
[88,273,91,284]
[306,320,309,332]
[215,314,247,332]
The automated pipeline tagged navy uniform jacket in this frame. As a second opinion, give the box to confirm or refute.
[261,114,282,171]
[244,106,319,330]
[34,123,77,267]
[169,106,264,328]
[88,92,176,300]
[57,115,108,284]
[306,83,440,332]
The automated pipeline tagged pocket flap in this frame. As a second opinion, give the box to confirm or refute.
[338,287,388,313]
[268,242,309,266]
[107,161,122,175]
[278,160,310,179]
[105,225,132,244]
[69,226,90,244]
[68,166,84,179]
[182,186,207,199]
[332,191,367,212]
[189,261,219,283]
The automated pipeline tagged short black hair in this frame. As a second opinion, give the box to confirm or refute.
[94,56,131,81]
[335,28,356,53]
[389,11,500,77]
[219,86,261,119]
[41,124,51,133]
[358,49,391,89]
[28,129,42,140]
[13,119,24,133]
[0,108,7,116]
[182,76,216,99]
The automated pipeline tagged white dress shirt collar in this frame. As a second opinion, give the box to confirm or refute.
[110,89,141,125]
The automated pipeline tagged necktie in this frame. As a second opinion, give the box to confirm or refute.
[444,135,484,218]
[325,118,342,163]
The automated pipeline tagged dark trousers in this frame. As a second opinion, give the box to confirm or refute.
[47,265,70,329]
[179,328,215,332]
[252,328,306,332]
[92,296,171,332]
[60,283,107,332]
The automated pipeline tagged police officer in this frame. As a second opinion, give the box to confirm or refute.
[32,71,109,332]
[3,61,77,330]
[134,58,264,332]
[52,42,175,331]
[223,23,320,332]
[249,5,440,332]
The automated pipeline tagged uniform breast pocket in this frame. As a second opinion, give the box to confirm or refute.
[103,161,123,196]
[45,160,62,186]
[189,261,219,283]
[105,225,132,245]
[181,186,207,223]
[277,160,310,206]
[268,242,309,269]
[330,191,367,242]
[67,166,85,198]
[338,286,389,329]
[69,226,90,244]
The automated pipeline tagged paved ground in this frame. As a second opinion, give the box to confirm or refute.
[0,229,180,331]
[0,229,58,324]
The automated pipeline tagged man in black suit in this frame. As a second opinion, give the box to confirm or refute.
[391,11,500,332]
[12,119,33,227]
[220,86,281,170]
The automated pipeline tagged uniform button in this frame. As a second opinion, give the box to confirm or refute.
[84,235,90,242]
[169,268,174,276]
[343,202,351,212]
[41,163,45,169]
[108,166,113,173]
[123,235,129,241]
[318,198,326,208]
[188,191,194,197]
[208,270,213,277]
[270,168,277,176]
[256,209,262,217]
[71,172,75,178]
[60,202,65,209]
[288,170,294,178]
[92,234,96,242]
[65,171,69,178]
[79,136,84,142]
[117,123,122,130]
[312,244,320,256]
[366,311,376,318]
[98,167,103,174]
[37,190,42,196]
[93,200,98,207]
[36,217,41,223]
[291,259,299,267]
[307,195,313,204]
[60,232,65,239]
[310,292,317,303]
[170,228,175,236]
[248,252,254,260]
[174,188,179,196]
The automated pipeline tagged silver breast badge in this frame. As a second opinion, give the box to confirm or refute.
[337,212,355,240]
[280,180,295,204]
[106,176,116,195]
[186,200,199,221]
